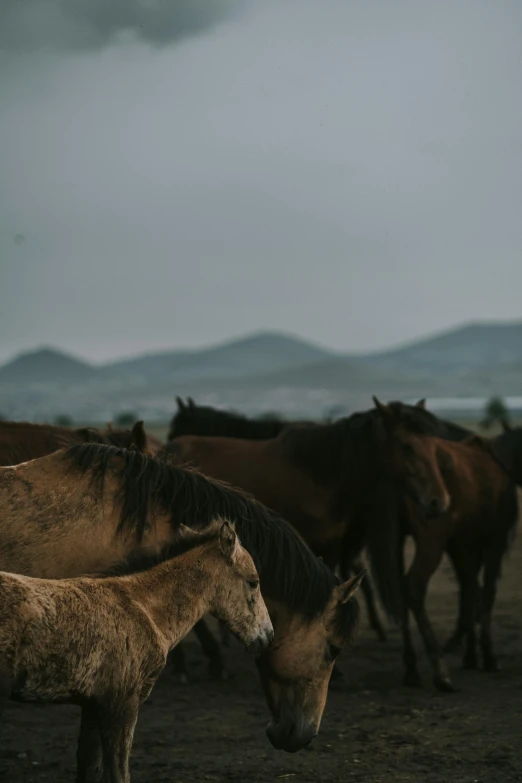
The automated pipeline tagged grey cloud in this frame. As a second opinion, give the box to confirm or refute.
[0,0,242,51]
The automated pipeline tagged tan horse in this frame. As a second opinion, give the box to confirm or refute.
[0,443,362,752]
[0,519,273,783]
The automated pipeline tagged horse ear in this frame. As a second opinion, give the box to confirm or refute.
[106,422,114,432]
[372,396,395,426]
[416,398,426,409]
[130,421,147,453]
[501,418,512,433]
[334,570,366,605]
[176,396,185,411]
[219,520,239,563]
[188,397,195,409]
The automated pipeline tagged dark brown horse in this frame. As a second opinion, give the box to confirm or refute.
[381,401,519,688]
[0,443,361,752]
[0,419,162,465]
[169,397,387,645]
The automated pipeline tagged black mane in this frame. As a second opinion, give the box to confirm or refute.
[65,443,357,626]
[386,402,471,441]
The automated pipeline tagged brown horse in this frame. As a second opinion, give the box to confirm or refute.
[0,419,161,465]
[377,401,519,689]
[0,519,274,782]
[162,399,450,670]
[169,397,387,646]
[0,443,361,752]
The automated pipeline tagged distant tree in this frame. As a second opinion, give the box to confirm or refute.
[55,414,73,427]
[114,411,138,427]
[481,396,510,430]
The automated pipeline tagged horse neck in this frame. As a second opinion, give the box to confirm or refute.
[129,545,218,650]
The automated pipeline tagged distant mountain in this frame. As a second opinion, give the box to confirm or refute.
[0,347,97,385]
[358,321,522,372]
[102,332,333,382]
[1,322,521,422]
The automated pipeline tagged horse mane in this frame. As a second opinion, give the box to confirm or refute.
[64,443,356,624]
[278,411,380,483]
[386,402,471,441]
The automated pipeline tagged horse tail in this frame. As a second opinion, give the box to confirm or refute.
[363,480,405,624]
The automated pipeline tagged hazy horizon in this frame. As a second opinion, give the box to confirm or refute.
[1,316,521,367]
[2,0,521,364]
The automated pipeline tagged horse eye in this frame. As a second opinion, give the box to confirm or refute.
[329,644,342,659]
[248,580,259,590]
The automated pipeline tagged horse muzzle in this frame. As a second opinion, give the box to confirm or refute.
[246,627,274,656]
[266,719,318,753]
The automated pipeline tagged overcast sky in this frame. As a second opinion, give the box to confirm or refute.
[1,0,521,364]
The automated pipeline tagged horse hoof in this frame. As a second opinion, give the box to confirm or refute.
[433,676,457,693]
[404,670,422,688]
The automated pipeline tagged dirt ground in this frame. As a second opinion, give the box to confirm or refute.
[2,527,522,783]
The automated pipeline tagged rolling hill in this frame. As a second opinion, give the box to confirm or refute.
[0,347,97,385]
[101,331,333,382]
[357,321,522,372]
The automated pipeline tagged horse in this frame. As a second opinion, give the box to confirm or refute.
[0,442,361,752]
[379,401,519,688]
[0,519,274,782]
[169,397,387,646]
[163,396,450,557]
[169,397,289,441]
[0,419,161,465]
[162,398,451,685]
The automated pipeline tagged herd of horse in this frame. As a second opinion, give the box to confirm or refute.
[0,396,521,781]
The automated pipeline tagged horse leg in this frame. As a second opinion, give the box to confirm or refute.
[76,702,103,783]
[406,547,455,692]
[170,642,189,683]
[479,550,503,672]
[219,620,232,648]
[445,550,481,668]
[193,619,227,680]
[98,696,139,783]
[397,536,421,687]
[341,555,387,642]
[0,667,12,729]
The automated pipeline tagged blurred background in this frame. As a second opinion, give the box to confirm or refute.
[1,0,521,432]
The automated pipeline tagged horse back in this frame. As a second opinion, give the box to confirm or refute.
[0,421,82,466]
